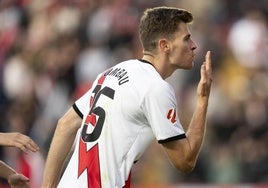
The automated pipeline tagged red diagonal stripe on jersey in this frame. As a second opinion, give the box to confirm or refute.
[78,140,101,188]
[78,111,100,187]
[98,75,105,85]
[77,73,106,187]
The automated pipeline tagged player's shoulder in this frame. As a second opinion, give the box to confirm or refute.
[107,59,160,80]
[114,59,145,68]
[101,59,169,88]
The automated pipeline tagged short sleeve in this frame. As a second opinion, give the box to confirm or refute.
[142,81,186,143]
[73,88,92,119]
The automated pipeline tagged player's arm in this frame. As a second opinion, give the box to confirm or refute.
[0,160,30,187]
[162,51,212,173]
[42,107,82,188]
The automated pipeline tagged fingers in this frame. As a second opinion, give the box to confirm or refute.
[205,51,212,80]
[199,65,209,96]
[200,64,206,83]
[202,51,212,82]
[197,51,212,98]
[17,174,29,182]
[8,173,29,187]
[10,133,39,153]
[17,134,39,153]
[23,136,39,152]
[205,51,211,70]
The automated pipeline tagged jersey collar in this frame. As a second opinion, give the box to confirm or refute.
[138,59,155,68]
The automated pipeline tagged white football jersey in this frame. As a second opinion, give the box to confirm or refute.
[58,59,186,188]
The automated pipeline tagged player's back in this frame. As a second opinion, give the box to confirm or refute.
[58,59,169,188]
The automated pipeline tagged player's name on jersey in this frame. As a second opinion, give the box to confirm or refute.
[104,68,129,85]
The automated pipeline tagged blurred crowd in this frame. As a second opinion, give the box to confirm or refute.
[0,0,268,187]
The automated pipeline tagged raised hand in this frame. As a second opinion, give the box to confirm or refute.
[197,51,212,99]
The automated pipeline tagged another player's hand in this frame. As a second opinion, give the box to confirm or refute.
[197,51,212,100]
[0,132,39,153]
[8,173,30,188]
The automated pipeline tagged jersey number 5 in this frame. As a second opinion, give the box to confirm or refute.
[81,86,115,142]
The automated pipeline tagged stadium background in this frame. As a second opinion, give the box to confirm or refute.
[0,0,268,187]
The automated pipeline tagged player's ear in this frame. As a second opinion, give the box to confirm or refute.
[158,38,170,53]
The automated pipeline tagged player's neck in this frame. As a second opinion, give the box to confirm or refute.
[142,51,154,64]
[142,51,169,79]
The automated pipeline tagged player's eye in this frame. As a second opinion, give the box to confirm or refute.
[184,34,191,41]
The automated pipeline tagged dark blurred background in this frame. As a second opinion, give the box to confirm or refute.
[0,0,268,187]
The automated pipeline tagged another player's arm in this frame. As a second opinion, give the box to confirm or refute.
[162,51,212,173]
[42,107,82,188]
[0,160,30,187]
[0,132,39,153]
[0,161,18,180]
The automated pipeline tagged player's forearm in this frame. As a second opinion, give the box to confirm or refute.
[42,108,82,187]
[185,97,209,164]
[42,121,77,187]
[0,161,16,180]
[161,99,208,173]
